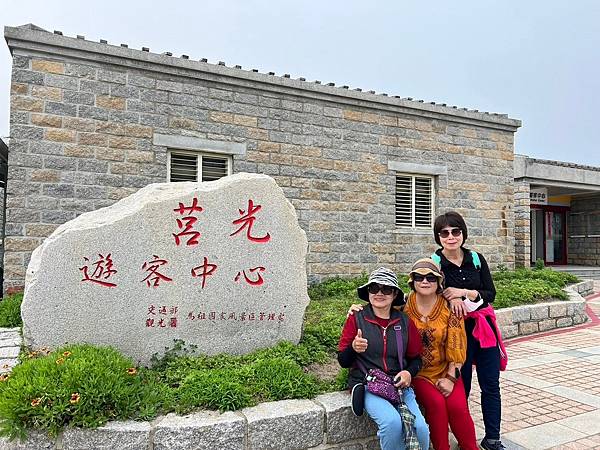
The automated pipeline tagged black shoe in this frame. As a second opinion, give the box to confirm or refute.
[351,383,365,416]
[480,438,505,450]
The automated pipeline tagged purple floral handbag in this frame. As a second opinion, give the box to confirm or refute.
[365,368,401,405]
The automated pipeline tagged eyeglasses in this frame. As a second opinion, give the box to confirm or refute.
[367,284,395,295]
[438,228,462,239]
[412,274,438,283]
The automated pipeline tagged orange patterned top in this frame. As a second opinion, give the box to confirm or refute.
[404,292,467,384]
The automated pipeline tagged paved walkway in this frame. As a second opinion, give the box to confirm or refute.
[466,285,600,450]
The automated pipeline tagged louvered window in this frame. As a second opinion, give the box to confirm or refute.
[395,174,434,228]
[168,151,231,182]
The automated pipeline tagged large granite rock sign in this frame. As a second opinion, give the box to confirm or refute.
[21,173,310,364]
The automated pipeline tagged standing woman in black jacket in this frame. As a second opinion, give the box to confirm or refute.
[432,211,505,450]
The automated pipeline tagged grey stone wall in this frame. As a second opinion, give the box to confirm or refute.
[513,179,530,267]
[3,25,520,291]
[568,194,600,266]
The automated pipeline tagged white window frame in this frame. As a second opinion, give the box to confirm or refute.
[167,149,232,182]
[388,161,447,230]
[153,133,246,183]
[394,173,435,228]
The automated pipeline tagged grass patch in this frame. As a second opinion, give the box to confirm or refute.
[0,267,581,437]
[0,293,23,328]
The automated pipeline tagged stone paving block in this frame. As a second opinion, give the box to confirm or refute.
[62,420,151,449]
[504,422,585,449]
[314,392,377,444]
[0,431,55,449]
[556,317,573,328]
[0,337,21,348]
[153,411,245,450]
[501,325,519,339]
[511,307,531,323]
[530,305,549,320]
[242,399,324,450]
[0,359,18,373]
[538,318,556,332]
[519,321,539,335]
[0,348,19,359]
[549,304,567,318]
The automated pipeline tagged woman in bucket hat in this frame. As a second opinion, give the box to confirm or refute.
[404,258,478,450]
[338,267,430,450]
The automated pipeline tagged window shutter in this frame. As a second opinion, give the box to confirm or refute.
[201,155,229,181]
[395,175,413,227]
[414,177,433,227]
[170,153,198,182]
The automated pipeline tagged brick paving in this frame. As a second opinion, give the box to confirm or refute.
[464,291,600,449]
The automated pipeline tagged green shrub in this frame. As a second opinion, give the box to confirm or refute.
[0,344,167,439]
[0,293,23,328]
[176,369,255,413]
[249,357,321,402]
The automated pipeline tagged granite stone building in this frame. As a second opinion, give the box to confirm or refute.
[2,24,521,292]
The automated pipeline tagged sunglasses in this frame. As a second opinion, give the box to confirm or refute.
[412,274,438,283]
[438,228,462,238]
[367,284,395,295]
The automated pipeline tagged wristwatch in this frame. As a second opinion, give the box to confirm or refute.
[447,368,461,383]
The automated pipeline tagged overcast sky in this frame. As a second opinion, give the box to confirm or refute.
[2,0,599,166]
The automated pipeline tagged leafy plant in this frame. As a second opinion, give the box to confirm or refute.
[0,293,23,328]
[0,344,168,439]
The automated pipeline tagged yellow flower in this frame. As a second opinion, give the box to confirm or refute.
[40,347,51,354]
[55,358,65,365]
[27,351,38,359]
[69,393,80,404]
[0,374,9,382]
[126,367,137,376]
[31,398,42,407]
[62,351,72,358]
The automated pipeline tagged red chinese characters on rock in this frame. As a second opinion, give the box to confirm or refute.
[141,255,173,287]
[234,266,266,286]
[173,197,203,246]
[230,199,271,243]
[191,256,218,289]
[79,253,118,288]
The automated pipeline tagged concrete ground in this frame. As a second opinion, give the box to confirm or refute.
[465,281,600,450]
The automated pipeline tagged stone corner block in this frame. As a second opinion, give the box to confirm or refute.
[313,391,378,444]
[153,411,246,450]
[500,324,518,339]
[0,431,55,450]
[241,399,324,450]
[62,420,151,449]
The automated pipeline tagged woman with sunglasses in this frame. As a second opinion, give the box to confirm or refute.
[338,267,430,450]
[404,258,478,450]
[432,211,505,450]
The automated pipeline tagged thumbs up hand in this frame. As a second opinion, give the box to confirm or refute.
[352,329,368,353]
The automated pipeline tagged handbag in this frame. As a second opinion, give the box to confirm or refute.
[356,324,405,406]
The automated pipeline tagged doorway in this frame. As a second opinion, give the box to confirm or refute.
[530,206,568,265]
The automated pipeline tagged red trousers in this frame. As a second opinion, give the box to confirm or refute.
[412,377,478,450]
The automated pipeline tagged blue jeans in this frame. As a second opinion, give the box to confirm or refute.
[364,387,430,450]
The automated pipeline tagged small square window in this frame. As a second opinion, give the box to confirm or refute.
[395,174,434,228]
[168,150,231,182]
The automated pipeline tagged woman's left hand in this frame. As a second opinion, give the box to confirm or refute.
[435,378,455,397]
[346,304,363,318]
[394,370,411,389]
[442,287,464,301]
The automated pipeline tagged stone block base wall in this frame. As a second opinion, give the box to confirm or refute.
[0,394,382,450]
[568,194,600,266]
[495,281,592,339]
